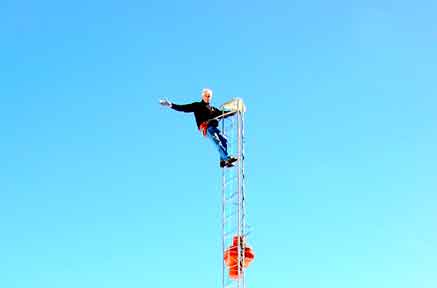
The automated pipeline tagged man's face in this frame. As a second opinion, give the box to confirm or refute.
[202,91,212,103]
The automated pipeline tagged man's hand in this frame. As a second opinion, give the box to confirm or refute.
[159,99,172,108]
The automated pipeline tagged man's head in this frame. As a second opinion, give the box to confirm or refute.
[201,88,213,103]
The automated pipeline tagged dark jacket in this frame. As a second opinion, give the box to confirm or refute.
[171,100,225,128]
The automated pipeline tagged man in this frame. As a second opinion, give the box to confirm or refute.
[159,88,238,168]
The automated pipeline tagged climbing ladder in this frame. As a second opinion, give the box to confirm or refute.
[219,99,252,288]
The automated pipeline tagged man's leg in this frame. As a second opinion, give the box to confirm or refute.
[217,130,228,151]
[207,126,229,161]
[207,126,238,168]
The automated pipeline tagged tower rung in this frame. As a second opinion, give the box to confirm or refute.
[224,192,238,201]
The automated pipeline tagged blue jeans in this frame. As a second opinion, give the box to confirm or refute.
[207,125,229,161]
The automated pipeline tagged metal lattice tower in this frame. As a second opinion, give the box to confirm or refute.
[219,98,252,288]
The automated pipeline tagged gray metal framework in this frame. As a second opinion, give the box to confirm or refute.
[219,99,251,288]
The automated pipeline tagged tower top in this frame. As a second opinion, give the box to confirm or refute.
[220,98,246,113]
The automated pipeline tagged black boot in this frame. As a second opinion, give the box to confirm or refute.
[225,156,238,167]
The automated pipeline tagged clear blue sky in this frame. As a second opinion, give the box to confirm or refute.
[1,0,436,287]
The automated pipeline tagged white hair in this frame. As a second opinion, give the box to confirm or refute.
[202,88,213,96]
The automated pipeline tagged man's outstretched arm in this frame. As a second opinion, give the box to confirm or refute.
[159,99,196,112]
[159,99,172,108]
